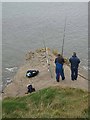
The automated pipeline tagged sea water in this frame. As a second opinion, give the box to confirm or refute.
[2,2,88,90]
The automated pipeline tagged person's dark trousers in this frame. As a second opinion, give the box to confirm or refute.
[55,63,62,82]
[71,67,78,80]
[56,63,65,81]
[56,67,60,82]
[61,67,65,80]
[56,72,60,82]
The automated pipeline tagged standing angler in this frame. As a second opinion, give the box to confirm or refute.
[69,52,80,80]
[55,54,65,82]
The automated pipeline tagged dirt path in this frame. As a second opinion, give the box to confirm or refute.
[2,48,89,98]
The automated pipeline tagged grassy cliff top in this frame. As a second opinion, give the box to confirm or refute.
[2,86,89,118]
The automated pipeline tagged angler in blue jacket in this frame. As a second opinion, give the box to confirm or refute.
[69,52,80,80]
[55,54,65,82]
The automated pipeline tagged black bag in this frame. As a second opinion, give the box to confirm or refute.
[26,70,39,78]
[28,84,35,93]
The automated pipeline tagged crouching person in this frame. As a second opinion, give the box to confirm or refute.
[26,84,35,94]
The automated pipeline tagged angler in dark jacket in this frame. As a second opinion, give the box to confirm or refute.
[55,54,65,82]
[69,52,80,80]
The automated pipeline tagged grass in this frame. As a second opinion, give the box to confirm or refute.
[0,99,2,119]
[2,86,89,118]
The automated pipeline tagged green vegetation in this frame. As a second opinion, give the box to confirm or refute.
[2,86,89,118]
[0,99,2,119]
[52,49,58,56]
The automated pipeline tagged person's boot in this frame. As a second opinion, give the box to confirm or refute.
[62,77,65,80]
[57,79,59,82]
[71,78,74,81]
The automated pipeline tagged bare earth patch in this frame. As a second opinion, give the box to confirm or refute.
[2,48,89,98]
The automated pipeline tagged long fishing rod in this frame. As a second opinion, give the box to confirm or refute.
[43,40,49,66]
[61,17,67,56]
[43,39,53,78]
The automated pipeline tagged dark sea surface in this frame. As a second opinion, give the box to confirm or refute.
[2,2,88,90]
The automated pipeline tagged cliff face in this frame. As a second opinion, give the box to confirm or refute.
[2,48,88,98]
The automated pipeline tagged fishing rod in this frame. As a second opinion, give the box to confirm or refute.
[61,17,67,56]
[61,18,89,81]
[43,39,53,78]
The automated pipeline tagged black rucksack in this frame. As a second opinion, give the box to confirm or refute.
[26,70,39,78]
